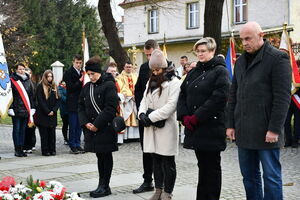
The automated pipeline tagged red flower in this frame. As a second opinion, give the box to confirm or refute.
[26,196,31,200]
[57,187,66,200]
[39,181,46,188]
[1,176,16,187]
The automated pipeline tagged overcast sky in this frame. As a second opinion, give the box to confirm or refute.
[87,0,124,22]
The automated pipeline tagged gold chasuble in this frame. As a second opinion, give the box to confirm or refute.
[116,70,138,127]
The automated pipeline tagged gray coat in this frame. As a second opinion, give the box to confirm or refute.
[226,41,291,149]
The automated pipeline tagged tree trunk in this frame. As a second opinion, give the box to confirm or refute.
[203,0,225,55]
[98,0,129,71]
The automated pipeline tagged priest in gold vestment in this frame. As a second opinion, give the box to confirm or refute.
[116,61,139,143]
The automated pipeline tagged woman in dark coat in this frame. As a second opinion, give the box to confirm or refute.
[177,37,230,200]
[35,70,60,156]
[78,56,119,198]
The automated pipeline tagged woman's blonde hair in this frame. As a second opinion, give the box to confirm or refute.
[193,37,217,52]
[40,70,59,99]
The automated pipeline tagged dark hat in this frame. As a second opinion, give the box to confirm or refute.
[112,116,126,133]
[85,63,102,73]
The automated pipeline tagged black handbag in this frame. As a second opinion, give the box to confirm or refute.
[146,108,166,128]
[112,116,126,133]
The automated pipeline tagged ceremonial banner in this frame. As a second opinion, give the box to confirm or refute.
[225,37,236,80]
[0,33,13,119]
[279,28,300,90]
[82,31,90,86]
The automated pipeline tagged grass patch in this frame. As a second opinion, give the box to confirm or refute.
[0,111,63,127]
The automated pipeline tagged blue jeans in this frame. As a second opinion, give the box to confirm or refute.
[12,116,28,147]
[68,112,82,148]
[238,148,283,200]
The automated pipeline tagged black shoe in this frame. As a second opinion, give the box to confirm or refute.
[50,152,56,156]
[77,146,85,154]
[133,182,154,194]
[291,142,298,148]
[15,151,23,157]
[284,143,292,147]
[70,147,79,154]
[42,152,51,156]
[89,186,111,198]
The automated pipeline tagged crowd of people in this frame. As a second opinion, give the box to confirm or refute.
[4,21,300,200]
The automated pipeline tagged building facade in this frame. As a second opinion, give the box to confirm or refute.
[120,0,300,68]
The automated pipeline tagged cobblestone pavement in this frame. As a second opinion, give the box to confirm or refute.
[0,125,299,200]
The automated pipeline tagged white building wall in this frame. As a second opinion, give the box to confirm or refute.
[123,0,291,45]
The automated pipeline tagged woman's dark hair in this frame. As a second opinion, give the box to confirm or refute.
[147,68,167,96]
[14,63,25,70]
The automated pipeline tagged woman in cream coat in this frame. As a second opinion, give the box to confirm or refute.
[138,49,181,200]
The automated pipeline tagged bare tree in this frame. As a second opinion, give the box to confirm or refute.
[98,0,129,71]
[203,0,225,54]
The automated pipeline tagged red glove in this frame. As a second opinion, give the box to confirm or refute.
[189,115,199,126]
[183,115,194,131]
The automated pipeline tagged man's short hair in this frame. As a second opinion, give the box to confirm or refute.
[125,60,133,65]
[14,63,25,70]
[73,54,83,61]
[181,56,188,60]
[108,62,117,68]
[144,39,159,50]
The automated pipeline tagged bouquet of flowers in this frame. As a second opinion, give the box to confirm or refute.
[0,176,84,200]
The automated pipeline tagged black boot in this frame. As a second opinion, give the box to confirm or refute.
[90,179,104,194]
[15,146,23,157]
[133,182,154,194]
[20,146,27,157]
[89,179,111,198]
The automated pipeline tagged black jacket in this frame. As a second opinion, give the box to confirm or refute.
[135,61,150,110]
[226,41,291,149]
[177,56,230,151]
[35,83,60,128]
[10,73,35,118]
[78,73,119,153]
[63,66,83,112]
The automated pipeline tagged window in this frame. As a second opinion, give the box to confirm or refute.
[149,9,158,33]
[187,2,199,29]
[234,0,247,24]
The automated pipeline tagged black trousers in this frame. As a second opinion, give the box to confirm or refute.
[61,114,69,141]
[284,100,300,144]
[139,123,153,183]
[24,126,36,150]
[38,126,56,154]
[96,152,113,187]
[152,153,176,193]
[195,150,222,200]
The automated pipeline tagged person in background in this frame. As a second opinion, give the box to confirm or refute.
[116,61,139,143]
[58,80,69,145]
[35,70,60,156]
[8,63,35,157]
[177,37,230,200]
[139,49,181,200]
[63,54,85,154]
[23,67,37,153]
[176,56,188,78]
[133,39,160,194]
[226,22,291,200]
[284,59,300,148]
[78,56,119,198]
[106,62,118,78]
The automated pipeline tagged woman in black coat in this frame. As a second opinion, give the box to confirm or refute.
[35,70,60,156]
[78,56,119,198]
[177,37,230,200]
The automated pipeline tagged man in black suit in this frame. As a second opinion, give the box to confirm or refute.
[133,39,159,193]
[63,55,85,154]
